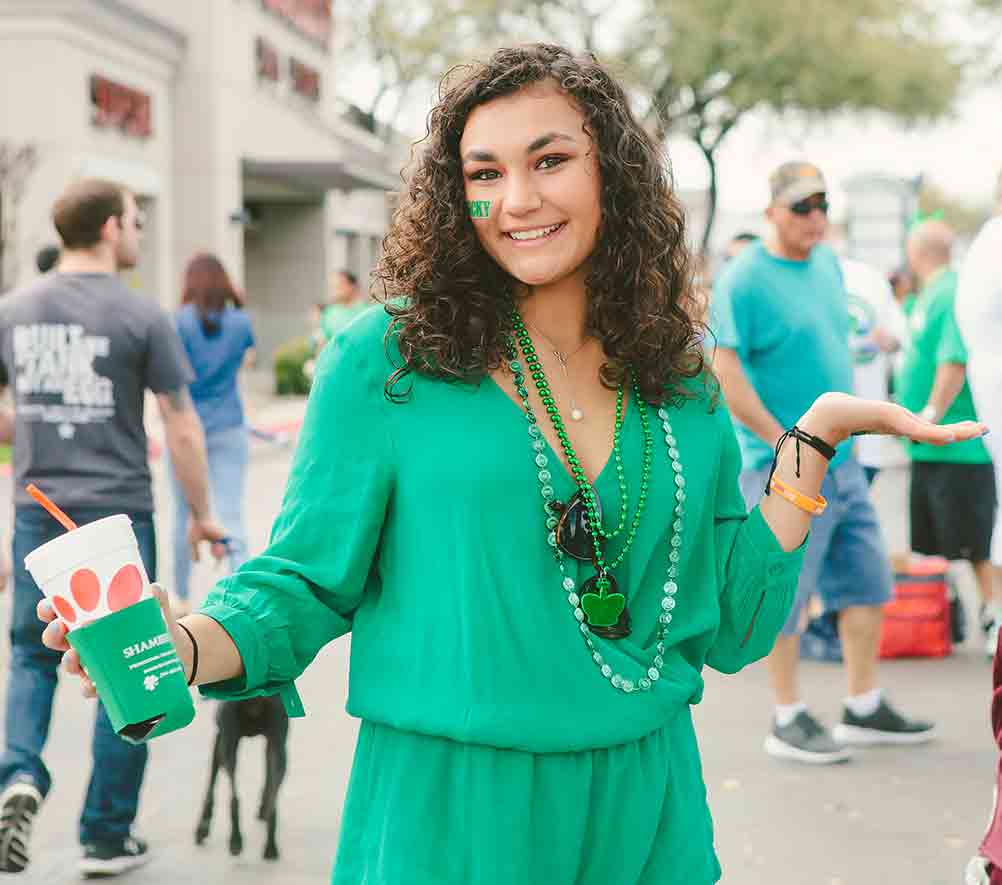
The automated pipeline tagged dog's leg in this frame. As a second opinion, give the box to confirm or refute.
[257,737,273,823]
[195,730,224,845]
[222,730,243,857]
[261,735,287,861]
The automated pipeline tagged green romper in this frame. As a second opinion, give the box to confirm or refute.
[199,307,805,884]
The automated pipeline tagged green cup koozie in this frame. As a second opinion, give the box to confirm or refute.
[25,515,195,744]
[66,597,195,744]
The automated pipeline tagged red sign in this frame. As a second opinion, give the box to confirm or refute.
[89,75,152,138]
[256,36,279,81]
[289,57,321,101]
[261,0,331,47]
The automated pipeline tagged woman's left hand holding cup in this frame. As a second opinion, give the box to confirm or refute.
[39,583,188,698]
[39,596,97,698]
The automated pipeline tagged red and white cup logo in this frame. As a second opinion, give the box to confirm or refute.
[49,563,146,627]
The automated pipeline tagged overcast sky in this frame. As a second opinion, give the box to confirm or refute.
[665,87,1000,215]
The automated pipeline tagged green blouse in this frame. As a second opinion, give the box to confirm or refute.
[200,307,806,753]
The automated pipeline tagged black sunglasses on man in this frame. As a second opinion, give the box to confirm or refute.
[789,194,829,217]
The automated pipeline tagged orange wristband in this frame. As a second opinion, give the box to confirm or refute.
[769,476,827,516]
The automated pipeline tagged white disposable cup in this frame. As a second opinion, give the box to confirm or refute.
[24,515,152,631]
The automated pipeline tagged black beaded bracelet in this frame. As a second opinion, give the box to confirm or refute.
[765,424,837,494]
[176,621,199,687]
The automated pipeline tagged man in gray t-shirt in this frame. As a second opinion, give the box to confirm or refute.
[0,273,191,511]
[0,179,226,878]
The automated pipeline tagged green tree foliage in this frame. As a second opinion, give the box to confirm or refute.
[339,0,550,129]
[627,0,964,251]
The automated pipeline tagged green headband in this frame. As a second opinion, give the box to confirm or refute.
[908,209,944,231]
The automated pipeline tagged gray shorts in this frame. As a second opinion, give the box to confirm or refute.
[739,458,893,637]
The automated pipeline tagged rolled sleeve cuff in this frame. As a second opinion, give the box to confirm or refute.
[195,601,305,718]
[725,505,808,663]
[743,504,808,579]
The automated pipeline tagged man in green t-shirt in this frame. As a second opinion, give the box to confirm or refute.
[896,219,999,654]
[321,269,369,343]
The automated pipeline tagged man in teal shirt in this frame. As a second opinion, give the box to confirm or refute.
[896,219,998,655]
[713,161,934,764]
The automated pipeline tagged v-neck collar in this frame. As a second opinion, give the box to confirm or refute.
[485,373,635,497]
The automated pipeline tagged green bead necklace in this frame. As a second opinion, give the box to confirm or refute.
[506,308,686,694]
[511,312,654,634]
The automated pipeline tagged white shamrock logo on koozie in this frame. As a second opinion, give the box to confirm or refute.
[144,674,160,692]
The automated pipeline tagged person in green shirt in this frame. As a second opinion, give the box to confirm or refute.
[896,219,999,654]
[320,269,368,343]
[40,45,985,884]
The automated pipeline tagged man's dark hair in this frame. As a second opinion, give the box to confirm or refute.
[35,244,61,273]
[51,178,125,249]
[337,269,358,286]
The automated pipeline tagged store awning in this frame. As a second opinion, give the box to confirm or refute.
[241,158,398,194]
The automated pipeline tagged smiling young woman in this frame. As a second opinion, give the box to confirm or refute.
[41,44,987,885]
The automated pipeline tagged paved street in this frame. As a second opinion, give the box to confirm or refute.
[0,401,994,884]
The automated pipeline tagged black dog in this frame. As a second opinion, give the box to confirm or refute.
[194,696,289,860]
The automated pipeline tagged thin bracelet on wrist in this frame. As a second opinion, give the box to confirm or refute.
[765,423,836,495]
[176,621,199,687]
[769,476,828,516]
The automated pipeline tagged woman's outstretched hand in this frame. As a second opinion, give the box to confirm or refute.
[38,583,187,698]
[802,392,988,448]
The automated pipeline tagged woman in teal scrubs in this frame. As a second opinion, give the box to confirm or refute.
[44,44,984,883]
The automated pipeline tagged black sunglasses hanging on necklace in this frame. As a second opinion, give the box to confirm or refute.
[550,491,602,561]
[789,195,829,217]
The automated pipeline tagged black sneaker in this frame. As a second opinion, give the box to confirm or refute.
[833,697,936,746]
[79,836,151,878]
[764,709,852,764]
[0,779,42,873]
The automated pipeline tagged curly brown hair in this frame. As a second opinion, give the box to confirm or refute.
[375,42,709,405]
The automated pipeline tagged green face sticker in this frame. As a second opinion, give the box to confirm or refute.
[467,200,491,219]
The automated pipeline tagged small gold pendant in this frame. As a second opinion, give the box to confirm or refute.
[570,408,584,422]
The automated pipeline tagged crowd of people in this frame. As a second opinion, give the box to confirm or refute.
[0,40,998,885]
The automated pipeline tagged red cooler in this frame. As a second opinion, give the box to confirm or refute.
[879,555,952,659]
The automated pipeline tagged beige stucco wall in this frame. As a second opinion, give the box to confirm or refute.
[0,0,392,359]
[244,201,327,358]
[127,0,378,352]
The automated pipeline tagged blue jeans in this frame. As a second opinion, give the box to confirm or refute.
[0,507,156,844]
[167,423,249,600]
[739,458,893,636]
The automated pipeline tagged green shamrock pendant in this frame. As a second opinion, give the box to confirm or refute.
[580,573,626,627]
[581,591,626,627]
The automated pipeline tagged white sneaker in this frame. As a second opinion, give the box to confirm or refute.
[965,855,992,885]
[987,619,1001,660]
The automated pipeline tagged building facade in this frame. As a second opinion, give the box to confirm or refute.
[0,0,397,359]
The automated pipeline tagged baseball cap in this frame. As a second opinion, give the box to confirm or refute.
[769,161,827,207]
